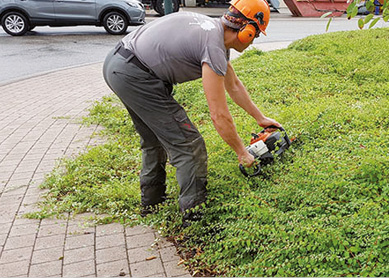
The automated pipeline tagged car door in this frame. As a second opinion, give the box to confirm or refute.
[16,0,55,23]
[54,0,97,23]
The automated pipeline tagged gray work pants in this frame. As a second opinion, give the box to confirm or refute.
[103,48,207,213]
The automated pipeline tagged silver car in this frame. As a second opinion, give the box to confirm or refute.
[0,0,145,36]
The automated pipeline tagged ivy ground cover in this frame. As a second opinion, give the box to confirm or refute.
[32,28,389,276]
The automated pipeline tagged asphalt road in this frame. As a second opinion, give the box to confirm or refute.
[0,25,142,84]
[0,8,388,84]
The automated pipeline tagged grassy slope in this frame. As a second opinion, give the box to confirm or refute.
[32,28,389,276]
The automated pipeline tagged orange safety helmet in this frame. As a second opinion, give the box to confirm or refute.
[230,0,270,43]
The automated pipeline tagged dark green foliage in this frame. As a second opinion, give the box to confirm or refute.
[31,28,389,276]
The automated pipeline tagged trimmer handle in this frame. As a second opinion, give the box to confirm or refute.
[239,125,292,178]
[239,163,262,177]
[262,125,292,147]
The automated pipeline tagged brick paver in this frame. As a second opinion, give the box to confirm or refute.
[0,63,191,277]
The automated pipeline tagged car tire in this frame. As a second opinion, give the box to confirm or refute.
[1,11,30,36]
[103,11,128,35]
[154,0,180,16]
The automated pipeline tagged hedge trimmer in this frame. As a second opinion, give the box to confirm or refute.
[239,126,293,177]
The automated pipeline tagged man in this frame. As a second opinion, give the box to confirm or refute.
[103,0,281,225]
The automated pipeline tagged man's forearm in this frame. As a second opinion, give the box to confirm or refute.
[209,111,247,156]
[202,62,251,157]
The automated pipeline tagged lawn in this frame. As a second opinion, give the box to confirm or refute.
[30,28,389,276]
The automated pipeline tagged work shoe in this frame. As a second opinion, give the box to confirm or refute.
[140,204,160,217]
[182,210,203,228]
[140,207,154,217]
[140,196,167,217]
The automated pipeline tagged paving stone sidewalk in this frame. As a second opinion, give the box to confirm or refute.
[0,63,191,277]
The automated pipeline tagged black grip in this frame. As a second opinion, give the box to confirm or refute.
[262,126,291,147]
[239,163,262,177]
[263,125,285,131]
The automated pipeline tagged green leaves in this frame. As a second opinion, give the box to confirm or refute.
[384,2,389,21]
[344,0,389,29]
[358,12,381,30]
[366,0,375,12]
[347,1,359,19]
[364,13,374,24]
[358,18,365,29]
[321,12,333,32]
[326,17,333,32]
[369,17,381,28]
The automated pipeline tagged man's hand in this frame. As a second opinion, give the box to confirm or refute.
[238,150,255,168]
[258,116,282,131]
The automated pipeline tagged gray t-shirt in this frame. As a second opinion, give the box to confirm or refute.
[122,12,229,85]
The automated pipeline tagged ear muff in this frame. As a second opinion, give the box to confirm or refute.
[230,0,270,36]
[237,22,257,43]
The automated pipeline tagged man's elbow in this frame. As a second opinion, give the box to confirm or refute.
[226,79,242,95]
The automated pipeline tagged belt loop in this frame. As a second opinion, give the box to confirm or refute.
[114,41,122,55]
[125,53,135,63]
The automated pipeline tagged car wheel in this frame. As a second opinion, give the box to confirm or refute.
[1,11,30,36]
[103,11,128,35]
[154,0,180,16]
